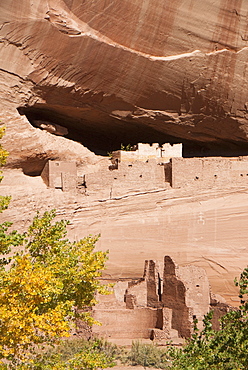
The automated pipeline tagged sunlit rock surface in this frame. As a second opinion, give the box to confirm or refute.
[1,0,248,305]
[1,0,248,157]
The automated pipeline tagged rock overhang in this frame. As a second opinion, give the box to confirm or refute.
[2,0,248,161]
[16,102,248,158]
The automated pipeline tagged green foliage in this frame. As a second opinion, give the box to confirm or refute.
[0,210,111,367]
[18,338,117,370]
[0,221,26,257]
[0,127,9,168]
[0,127,10,212]
[107,151,113,158]
[120,143,132,151]
[170,267,248,370]
[0,195,11,214]
[0,126,112,369]
[121,341,170,369]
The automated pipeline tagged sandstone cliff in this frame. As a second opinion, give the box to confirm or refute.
[2,0,248,160]
[1,0,248,306]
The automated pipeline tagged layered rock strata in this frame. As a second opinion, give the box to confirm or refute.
[2,0,248,162]
[0,160,247,306]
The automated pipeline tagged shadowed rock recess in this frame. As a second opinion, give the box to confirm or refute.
[1,0,248,308]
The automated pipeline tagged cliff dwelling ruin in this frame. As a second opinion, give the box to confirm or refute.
[2,0,248,351]
[40,142,248,198]
[89,256,229,342]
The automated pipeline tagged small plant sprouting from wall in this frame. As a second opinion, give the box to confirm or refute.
[120,143,133,151]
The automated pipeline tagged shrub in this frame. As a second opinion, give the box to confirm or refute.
[22,338,117,370]
[122,341,170,369]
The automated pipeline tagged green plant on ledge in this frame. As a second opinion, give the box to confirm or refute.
[120,143,133,151]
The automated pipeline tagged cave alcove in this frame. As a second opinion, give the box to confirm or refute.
[17,105,248,169]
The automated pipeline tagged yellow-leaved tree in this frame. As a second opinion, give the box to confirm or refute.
[0,129,113,369]
[0,127,10,213]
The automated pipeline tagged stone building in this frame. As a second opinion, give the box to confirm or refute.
[111,142,182,163]
[41,160,77,191]
[91,256,229,342]
[40,149,248,196]
[83,142,182,197]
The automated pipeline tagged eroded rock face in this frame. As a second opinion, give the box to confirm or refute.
[0,166,247,306]
[1,0,248,159]
[0,1,248,309]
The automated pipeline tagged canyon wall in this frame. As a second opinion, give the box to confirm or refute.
[1,167,246,306]
[1,0,248,159]
[0,0,248,306]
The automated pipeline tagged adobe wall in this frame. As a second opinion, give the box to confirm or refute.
[150,307,180,341]
[85,159,168,198]
[143,259,162,308]
[125,257,211,338]
[171,156,248,189]
[125,279,147,309]
[41,153,248,196]
[124,260,161,309]
[161,143,182,161]
[93,278,160,339]
[162,257,192,338]
[162,256,210,337]
[177,265,210,330]
[41,160,77,191]
[92,307,158,339]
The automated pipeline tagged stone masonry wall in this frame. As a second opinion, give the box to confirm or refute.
[177,264,211,331]
[92,307,158,339]
[85,159,167,198]
[171,156,248,189]
[162,256,192,338]
[41,155,248,196]
[41,160,77,191]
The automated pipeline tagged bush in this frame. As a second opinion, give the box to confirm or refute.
[121,341,170,369]
[12,338,117,370]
